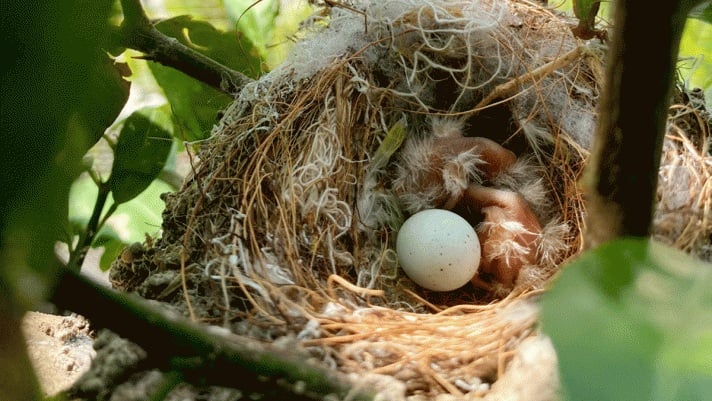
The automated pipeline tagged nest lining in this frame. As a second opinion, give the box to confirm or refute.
[109,0,710,399]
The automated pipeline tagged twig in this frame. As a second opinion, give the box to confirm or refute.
[66,182,113,272]
[474,46,582,111]
[51,268,374,401]
[117,0,253,95]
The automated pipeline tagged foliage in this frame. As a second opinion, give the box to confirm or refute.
[63,0,269,272]
[679,16,712,103]
[0,0,120,305]
[109,106,174,204]
[690,1,712,21]
[150,15,261,141]
[1,2,118,399]
[571,0,605,40]
[541,239,712,400]
[65,0,313,273]
[223,0,280,63]
[564,0,712,106]
[69,173,173,269]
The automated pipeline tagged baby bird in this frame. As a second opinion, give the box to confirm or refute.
[394,119,544,289]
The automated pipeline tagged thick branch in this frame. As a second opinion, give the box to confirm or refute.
[583,0,697,247]
[118,0,253,95]
[51,269,373,401]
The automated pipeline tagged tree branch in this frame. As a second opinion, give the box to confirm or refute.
[51,268,373,401]
[118,0,253,95]
[583,0,702,247]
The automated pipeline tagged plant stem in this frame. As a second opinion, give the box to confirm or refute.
[583,0,700,247]
[67,183,112,272]
[118,0,253,96]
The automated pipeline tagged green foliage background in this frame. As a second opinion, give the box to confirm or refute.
[66,0,309,272]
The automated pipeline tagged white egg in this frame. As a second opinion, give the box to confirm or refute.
[396,209,481,291]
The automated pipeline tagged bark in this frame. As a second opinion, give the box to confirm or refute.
[118,0,253,95]
[51,268,374,401]
[583,0,700,247]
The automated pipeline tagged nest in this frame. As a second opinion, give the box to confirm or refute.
[110,0,711,399]
[654,88,712,261]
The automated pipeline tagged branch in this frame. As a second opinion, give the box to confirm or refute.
[117,0,253,95]
[583,0,702,247]
[50,268,374,401]
[67,183,112,272]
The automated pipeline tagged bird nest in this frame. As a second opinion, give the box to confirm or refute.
[110,0,711,399]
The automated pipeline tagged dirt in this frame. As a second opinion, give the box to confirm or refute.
[21,311,95,397]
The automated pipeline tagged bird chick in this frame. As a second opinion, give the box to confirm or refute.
[394,119,542,289]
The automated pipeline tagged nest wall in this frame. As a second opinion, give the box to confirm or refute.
[109,0,710,399]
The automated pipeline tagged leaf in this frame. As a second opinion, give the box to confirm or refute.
[689,2,712,24]
[99,239,126,272]
[223,0,279,59]
[150,62,229,141]
[679,17,712,106]
[111,178,173,243]
[572,0,601,22]
[541,239,712,401]
[109,106,173,204]
[371,119,407,169]
[83,55,131,146]
[1,1,115,308]
[92,227,125,271]
[571,0,604,40]
[69,175,167,243]
[69,174,172,270]
[155,14,262,76]
[150,15,261,141]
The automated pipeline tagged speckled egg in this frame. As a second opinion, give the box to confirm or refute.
[396,209,481,291]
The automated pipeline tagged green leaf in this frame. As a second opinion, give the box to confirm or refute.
[371,119,407,169]
[572,0,601,23]
[223,0,279,60]
[150,15,261,141]
[571,0,604,40]
[149,62,229,141]
[155,14,262,76]
[69,175,172,270]
[99,240,126,272]
[92,226,126,271]
[1,1,115,308]
[70,173,171,243]
[109,106,173,204]
[541,239,712,401]
[83,56,131,145]
[111,178,172,242]
[679,17,712,107]
[689,2,712,24]
[224,0,312,69]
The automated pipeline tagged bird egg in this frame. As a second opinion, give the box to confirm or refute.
[396,209,481,291]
